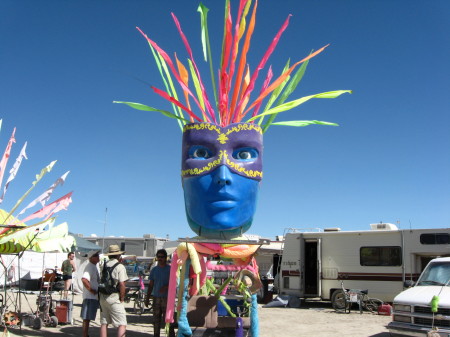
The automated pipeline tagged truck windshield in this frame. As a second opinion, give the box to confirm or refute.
[417,262,450,286]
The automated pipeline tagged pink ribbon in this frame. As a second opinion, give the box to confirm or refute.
[165,251,179,323]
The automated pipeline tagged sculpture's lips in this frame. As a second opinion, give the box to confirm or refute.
[209,200,237,210]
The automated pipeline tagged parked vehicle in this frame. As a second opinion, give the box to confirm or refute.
[121,255,153,278]
[276,224,450,305]
[388,257,450,336]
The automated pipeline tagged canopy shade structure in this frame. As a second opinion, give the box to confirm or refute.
[0,218,75,254]
[68,233,101,254]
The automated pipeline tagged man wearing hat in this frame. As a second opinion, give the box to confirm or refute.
[99,245,128,337]
[81,250,100,337]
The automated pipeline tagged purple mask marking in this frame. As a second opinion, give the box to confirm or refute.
[181,123,263,181]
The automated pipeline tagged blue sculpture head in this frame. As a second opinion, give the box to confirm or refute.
[181,123,263,239]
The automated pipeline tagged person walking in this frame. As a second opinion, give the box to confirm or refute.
[99,245,128,337]
[81,250,101,337]
[145,249,174,337]
[61,251,76,299]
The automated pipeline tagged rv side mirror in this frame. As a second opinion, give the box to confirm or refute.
[404,280,415,288]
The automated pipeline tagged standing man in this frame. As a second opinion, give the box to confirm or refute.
[99,245,128,337]
[145,249,173,337]
[62,251,76,299]
[81,250,101,337]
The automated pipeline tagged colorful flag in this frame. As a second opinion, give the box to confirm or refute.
[20,191,73,224]
[0,142,27,203]
[17,170,70,216]
[0,128,16,189]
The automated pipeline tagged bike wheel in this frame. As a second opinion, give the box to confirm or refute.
[133,299,144,315]
[364,298,383,312]
[147,296,153,312]
[32,317,43,330]
[50,315,58,327]
[331,290,350,311]
[133,291,146,315]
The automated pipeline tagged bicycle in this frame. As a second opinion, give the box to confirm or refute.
[125,272,152,315]
[332,281,384,314]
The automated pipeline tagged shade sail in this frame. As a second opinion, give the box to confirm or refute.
[0,212,75,253]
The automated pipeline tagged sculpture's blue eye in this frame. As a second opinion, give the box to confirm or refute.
[232,147,258,161]
[189,146,212,160]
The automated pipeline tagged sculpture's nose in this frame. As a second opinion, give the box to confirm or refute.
[214,165,232,186]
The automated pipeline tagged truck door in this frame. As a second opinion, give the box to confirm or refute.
[304,239,321,297]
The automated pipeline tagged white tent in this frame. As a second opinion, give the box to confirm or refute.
[0,251,86,293]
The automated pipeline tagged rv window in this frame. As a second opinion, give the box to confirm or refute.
[360,246,402,266]
[420,233,450,245]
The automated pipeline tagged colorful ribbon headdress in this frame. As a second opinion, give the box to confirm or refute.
[115,0,351,131]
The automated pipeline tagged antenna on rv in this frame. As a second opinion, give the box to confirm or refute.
[102,207,108,253]
[409,219,412,231]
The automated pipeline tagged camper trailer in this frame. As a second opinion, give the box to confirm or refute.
[277,224,450,305]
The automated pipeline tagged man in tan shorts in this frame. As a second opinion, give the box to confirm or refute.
[99,245,128,337]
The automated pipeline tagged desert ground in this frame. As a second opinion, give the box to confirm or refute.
[7,293,392,337]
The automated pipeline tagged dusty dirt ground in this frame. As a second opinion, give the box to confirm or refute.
[6,293,392,336]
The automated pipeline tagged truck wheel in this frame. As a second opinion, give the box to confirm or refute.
[331,290,349,310]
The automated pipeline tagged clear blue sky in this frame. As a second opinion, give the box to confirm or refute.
[1,0,449,239]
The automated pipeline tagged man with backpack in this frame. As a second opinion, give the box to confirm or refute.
[81,250,100,337]
[99,245,128,337]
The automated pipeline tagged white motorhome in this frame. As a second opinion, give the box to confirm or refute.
[277,224,450,305]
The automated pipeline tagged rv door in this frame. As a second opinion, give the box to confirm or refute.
[304,238,321,297]
[278,233,303,296]
[317,238,322,297]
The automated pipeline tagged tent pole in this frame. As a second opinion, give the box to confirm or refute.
[0,256,6,315]
[18,252,21,328]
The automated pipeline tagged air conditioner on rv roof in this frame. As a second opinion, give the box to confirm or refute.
[370,223,398,231]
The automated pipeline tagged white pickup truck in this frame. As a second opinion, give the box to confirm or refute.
[388,257,450,337]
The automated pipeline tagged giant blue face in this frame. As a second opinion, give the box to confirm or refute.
[181,123,263,239]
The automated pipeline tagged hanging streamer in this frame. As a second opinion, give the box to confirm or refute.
[0,142,27,203]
